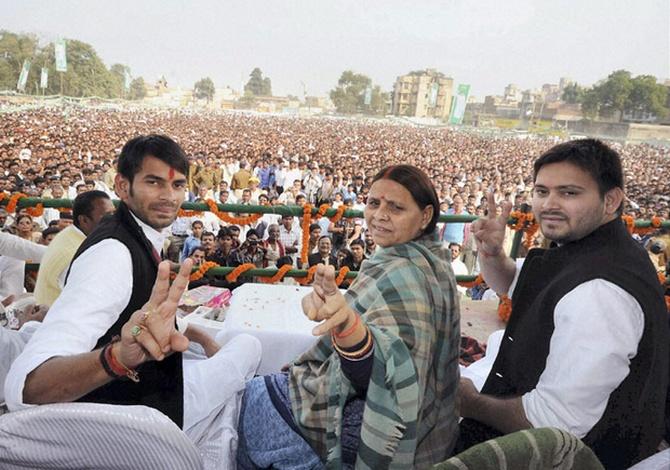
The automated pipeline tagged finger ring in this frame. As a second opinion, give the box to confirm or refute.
[142,309,154,322]
[130,325,142,337]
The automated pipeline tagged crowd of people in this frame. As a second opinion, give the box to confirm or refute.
[0,108,669,469]
[0,107,668,296]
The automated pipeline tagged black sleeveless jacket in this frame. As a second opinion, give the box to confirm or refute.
[69,202,184,427]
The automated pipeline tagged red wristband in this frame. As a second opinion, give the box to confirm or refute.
[333,313,360,339]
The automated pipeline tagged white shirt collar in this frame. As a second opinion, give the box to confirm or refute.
[129,210,168,255]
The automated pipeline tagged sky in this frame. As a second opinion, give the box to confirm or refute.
[2,0,669,100]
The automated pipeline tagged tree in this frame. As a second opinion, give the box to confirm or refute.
[580,87,600,120]
[626,75,668,119]
[561,82,584,104]
[0,31,38,91]
[194,77,215,102]
[109,63,131,98]
[596,70,633,121]
[330,70,386,115]
[244,67,272,96]
[128,77,146,100]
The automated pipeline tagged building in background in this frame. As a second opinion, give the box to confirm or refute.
[391,69,454,120]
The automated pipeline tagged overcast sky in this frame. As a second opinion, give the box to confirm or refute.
[3,0,668,99]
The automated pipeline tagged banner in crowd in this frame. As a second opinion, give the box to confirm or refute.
[16,59,30,92]
[449,84,470,125]
[55,38,67,72]
[40,68,48,89]
[124,70,131,90]
[364,86,372,106]
[429,82,439,107]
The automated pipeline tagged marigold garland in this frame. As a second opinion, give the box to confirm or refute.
[300,204,313,265]
[178,209,204,218]
[225,263,256,282]
[651,216,662,228]
[260,264,294,284]
[329,205,347,223]
[297,266,318,285]
[335,266,350,286]
[315,203,330,219]
[621,215,635,234]
[205,199,263,226]
[7,193,26,214]
[458,274,484,289]
[190,261,220,281]
[498,295,512,322]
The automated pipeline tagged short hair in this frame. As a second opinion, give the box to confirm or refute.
[350,239,365,249]
[189,246,206,256]
[201,231,215,240]
[318,235,331,243]
[73,190,111,229]
[448,242,461,249]
[309,223,321,233]
[117,134,188,184]
[246,228,259,239]
[217,227,232,239]
[533,139,624,213]
[42,226,61,239]
[191,220,204,228]
[371,165,440,235]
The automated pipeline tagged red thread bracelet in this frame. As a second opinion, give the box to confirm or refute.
[334,313,360,339]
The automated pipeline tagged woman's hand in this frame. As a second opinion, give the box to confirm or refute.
[117,260,193,369]
[302,264,355,336]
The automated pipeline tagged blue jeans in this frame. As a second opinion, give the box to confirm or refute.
[237,375,324,470]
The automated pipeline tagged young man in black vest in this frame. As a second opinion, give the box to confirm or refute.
[458,139,669,469]
[6,135,261,467]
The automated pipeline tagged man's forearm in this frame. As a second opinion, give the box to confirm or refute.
[478,251,517,295]
[23,351,113,405]
[466,393,532,435]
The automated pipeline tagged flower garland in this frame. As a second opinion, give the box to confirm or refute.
[190,260,220,281]
[507,211,540,249]
[458,274,484,289]
[6,192,25,214]
[300,204,313,265]
[225,263,256,282]
[497,295,512,322]
[205,199,263,226]
[315,203,330,219]
[621,215,635,234]
[335,266,350,286]
[330,205,346,223]
[178,209,204,218]
[260,264,293,284]
[297,266,318,285]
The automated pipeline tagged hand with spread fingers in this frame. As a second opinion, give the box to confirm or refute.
[302,264,357,337]
[117,259,193,369]
[471,191,513,257]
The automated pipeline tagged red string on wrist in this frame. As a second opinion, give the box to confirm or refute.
[333,313,360,339]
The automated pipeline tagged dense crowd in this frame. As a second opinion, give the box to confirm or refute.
[0,106,668,293]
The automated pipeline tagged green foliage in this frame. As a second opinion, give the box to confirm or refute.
[194,77,215,102]
[244,68,272,96]
[561,83,583,104]
[0,30,38,91]
[329,70,386,115]
[128,77,146,100]
[1,30,134,98]
[577,70,668,121]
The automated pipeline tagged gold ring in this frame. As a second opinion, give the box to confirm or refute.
[142,308,154,322]
[130,325,142,337]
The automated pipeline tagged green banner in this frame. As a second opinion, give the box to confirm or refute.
[16,59,30,92]
[448,83,470,125]
[40,67,48,89]
[55,38,67,72]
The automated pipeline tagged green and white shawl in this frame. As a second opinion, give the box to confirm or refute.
[289,234,460,469]
[433,428,605,470]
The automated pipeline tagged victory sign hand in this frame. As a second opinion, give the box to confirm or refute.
[471,191,513,257]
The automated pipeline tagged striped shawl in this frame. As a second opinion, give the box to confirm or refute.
[288,234,460,469]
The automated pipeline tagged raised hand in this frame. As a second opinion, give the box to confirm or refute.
[471,191,512,257]
[118,259,193,369]
[301,264,352,336]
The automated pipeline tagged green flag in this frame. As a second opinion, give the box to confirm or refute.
[449,84,470,125]
[55,38,67,72]
[17,59,30,92]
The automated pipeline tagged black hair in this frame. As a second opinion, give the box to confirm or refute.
[117,134,188,183]
[42,226,61,239]
[246,228,259,239]
[201,231,215,239]
[309,223,321,233]
[217,227,232,239]
[371,164,440,235]
[73,190,111,230]
[350,239,365,249]
[533,139,624,214]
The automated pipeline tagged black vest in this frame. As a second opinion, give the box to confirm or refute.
[460,219,669,469]
[69,202,184,428]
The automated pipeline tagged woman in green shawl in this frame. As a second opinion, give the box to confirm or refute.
[237,165,460,469]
